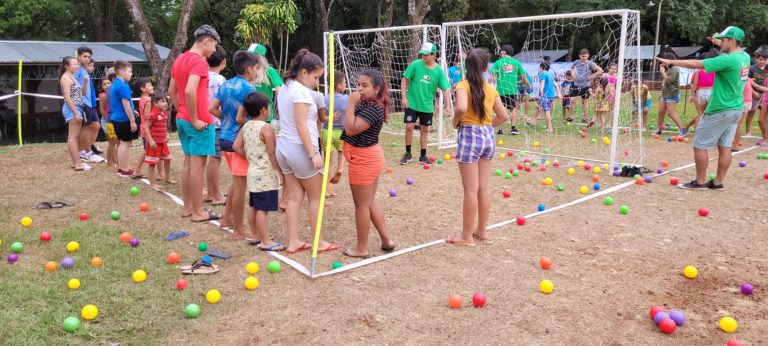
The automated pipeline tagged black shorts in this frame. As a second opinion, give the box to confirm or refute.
[404,108,433,126]
[500,95,518,109]
[571,86,590,99]
[112,121,140,142]
[249,190,279,211]
[82,105,101,124]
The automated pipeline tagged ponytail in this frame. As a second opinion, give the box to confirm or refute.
[283,49,323,81]
[465,48,490,122]
[359,70,390,122]
[59,56,75,82]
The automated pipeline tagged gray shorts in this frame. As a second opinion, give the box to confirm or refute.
[693,109,742,149]
[276,137,323,179]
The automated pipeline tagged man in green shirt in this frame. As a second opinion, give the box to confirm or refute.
[656,26,750,190]
[490,45,531,135]
[400,42,452,165]
[248,43,284,123]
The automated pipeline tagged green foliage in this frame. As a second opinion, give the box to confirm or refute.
[662,0,717,41]
[235,0,298,46]
[0,0,78,40]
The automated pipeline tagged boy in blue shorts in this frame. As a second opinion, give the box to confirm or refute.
[536,61,561,133]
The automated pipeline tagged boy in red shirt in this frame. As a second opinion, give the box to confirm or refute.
[144,92,172,189]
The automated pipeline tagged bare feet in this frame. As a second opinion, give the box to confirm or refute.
[330,170,342,184]
[472,232,489,242]
[231,232,253,241]
[446,234,475,246]
[149,183,163,191]
[165,178,177,184]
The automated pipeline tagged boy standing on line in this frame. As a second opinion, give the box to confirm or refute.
[569,49,603,123]
[400,42,451,165]
[74,46,105,163]
[109,61,138,177]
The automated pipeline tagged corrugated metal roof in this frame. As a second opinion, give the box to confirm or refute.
[513,50,569,63]
[623,45,704,60]
[0,41,171,64]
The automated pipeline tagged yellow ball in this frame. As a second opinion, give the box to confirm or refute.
[577,160,584,167]
[66,241,79,253]
[245,262,259,275]
[683,265,698,279]
[497,139,504,146]
[545,161,550,166]
[444,154,451,161]
[67,278,81,290]
[499,153,506,159]
[244,276,259,290]
[579,186,588,194]
[566,121,571,126]
[567,168,575,175]
[132,269,147,283]
[81,304,98,320]
[533,141,540,147]
[544,177,553,185]
[602,163,609,169]
[206,289,221,304]
[593,167,601,174]
[602,136,611,144]
[719,316,738,333]
[540,279,554,294]
[20,217,32,227]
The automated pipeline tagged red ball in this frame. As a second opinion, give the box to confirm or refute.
[516,216,526,225]
[472,292,486,308]
[502,190,511,198]
[40,232,52,242]
[524,166,532,172]
[584,164,592,171]
[677,136,684,142]
[670,177,679,185]
[79,213,89,221]
[176,278,188,290]
[580,133,587,138]
[635,178,644,185]
[727,339,743,346]
[624,150,631,156]
[659,318,676,334]
[698,207,709,217]
[517,163,524,169]
[509,168,515,174]
[429,156,436,163]
[423,164,430,170]
[540,166,546,172]
[649,305,665,319]
[540,256,552,269]
[507,151,514,157]
[553,162,560,167]
[139,203,149,212]
[764,172,768,180]
[524,158,531,163]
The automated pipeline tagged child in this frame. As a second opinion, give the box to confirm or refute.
[109,60,138,177]
[561,70,575,122]
[209,50,258,240]
[537,61,560,133]
[131,77,153,179]
[630,82,651,131]
[605,63,618,112]
[340,70,395,257]
[144,92,172,189]
[98,73,117,168]
[323,71,348,197]
[732,77,759,151]
[233,92,285,251]
[589,77,609,132]
[205,45,228,206]
[656,52,685,136]
[684,52,716,132]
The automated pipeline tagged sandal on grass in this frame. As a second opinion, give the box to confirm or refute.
[258,242,286,252]
[180,260,220,275]
[342,247,371,259]
[286,242,311,254]
[191,210,221,223]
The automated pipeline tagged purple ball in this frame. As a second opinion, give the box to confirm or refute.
[613,170,621,177]
[653,311,670,325]
[657,168,664,174]
[406,177,414,185]
[129,238,140,247]
[739,161,747,167]
[644,176,653,183]
[741,283,753,295]
[60,257,75,268]
[7,253,19,264]
[389,189,397,197]
[669,310,686,326]
[614,165,620,170]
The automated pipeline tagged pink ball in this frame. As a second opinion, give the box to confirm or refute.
[472,292,486,308]
[649,305,665,319]
[698,208,709,217]
[727,339,743,346]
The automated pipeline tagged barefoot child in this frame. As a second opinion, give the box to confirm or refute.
[131,78,153,179]
[537,61,560,132]
[205,45,228,205]
[631,82,651,131]
[144,92,173,189]
[323,71,348,196]
[589,77,609,132]
[98,74,118,168]
[234,92,286,251]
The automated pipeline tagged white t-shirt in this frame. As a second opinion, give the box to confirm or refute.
[277,79,318,146]
[208,71,226,128]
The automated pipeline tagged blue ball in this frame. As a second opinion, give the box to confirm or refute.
[653,311,670,325]
[669,310,685,326]
[540,158,547,163]
[201,255,212,265]
[537,204,545,212]
[593,183,600,191]
[667,137,672,142]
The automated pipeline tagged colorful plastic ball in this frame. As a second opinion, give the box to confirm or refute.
[201,256,212,265]
[502,190,511,198]
[740,283,753,295]
[176,278,187,290]
[198,242,208,252]
[386,167,394,173]
[91,257,103,267]
[635,178,644,185]
[652,133,660,139]
[130,186,140,196]
[533,141,540,147]
[450,152,456,159]
[567,168,575,175]
[267,260,281,273]
[584,164,592,171]
[593,167,601,174]
[7,253,19,264]
[244,261,259,274]
[556,183,564,191]
[708,173,716,181]
[166,252,181,264]
[443,154,451,161]
[389,189,397,197]
[644,176,653,184]
[497,139,504,146]
[62,316,80,333]
[698,208,709,217]
[613,170,621,177]
[540,256,552,269]
[45,261,58,272]
[719,316,738,333]
[517,163,524,169]
[602,136,611,144]
[60,257,74,268]
[539,279,554,294]
[40,232,52,242]
[245,276,259,290]
[727,339,744,346]
[544,177,553,185]
[66,241,79,252]
[619,205,629,214]
[670,177,679,185]
[494,169,502,176]
[669,310,686,326]
[119,232,132,243]
[512,170,520,177]
[129,238,140,247]
[132,269,147,283]
[422,164,430,170]
[543,148,551,154]
[653,311,670,325]
[553,161,560,167]
[429,156,437,163]
[667,137,672,142]
[683,265,698,279]
[604,197,614,206]
[590,138,597,144]
[10,242,23,254]
[577,160,584,167]
[20,216,32,227]
[332,261,342,269]
[580,133,586,138]
[537,204,545,212]
[79,213,89,221]
[184,304,201,318]
[657,168,664,174]
[649,305,665,319]
[68,278,81,290]
[205,289,221,304]
[472,292,486,308]
[110,211,121,220]
[81,304,98,320]
[437,159,443,164]
[764,172,768,179]
[579,186,588,194]
[406,177,414,185]
[139,203,150,212]
[738,161,746,167]
[504,172,512,179]
[507,151,515,157]
[593,184,601,191]
[448,294,462,309]
[659,318,677,333]
[516,216,526,225]
[499,153,506,159]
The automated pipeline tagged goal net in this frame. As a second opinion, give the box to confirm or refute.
[324,25,457,149]
[443,10,643,169]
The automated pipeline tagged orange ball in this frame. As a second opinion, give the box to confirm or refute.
[139,203,149,212]
[448,294,462,309]
[540,256,553,270]
[635,177,644,185]
[661,160,669,168]
[44,261,58,272]
[119,232,132,243]
[386,167,393,173]
[91,257,103,267]
[592,175,600,183]
[166,252,181,264]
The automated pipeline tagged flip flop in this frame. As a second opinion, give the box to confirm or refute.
[191,210,221,223]
[130,174,146,179]
[381,243,396,252]
[165,231,189,241]
[316,243,339,254]
[286,242,311,254]
[205,247,231,260]
[34,201,66,209]
[343,247,371,259]
[258,242,286,252]
[445,235,475,246]
[180,261,220,275]
[211,201,226,206]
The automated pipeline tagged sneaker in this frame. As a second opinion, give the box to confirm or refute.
[678,180,708,190]
[399,153,412,165]
[706,180,723,190]
[418,155,430,164]
[679,128,688,137]
[88,154,106,163]
[91,145,103,155]
[510,127,520,135]
[496,129,504,135]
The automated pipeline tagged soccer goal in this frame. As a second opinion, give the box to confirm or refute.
[443,9,643,169]
[324,24,458,149]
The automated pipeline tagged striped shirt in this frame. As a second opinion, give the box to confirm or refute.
[341,101,384,147]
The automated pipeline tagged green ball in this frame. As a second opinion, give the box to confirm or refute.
[633,174,641,179]
[184,303,201,318]
[524,162,531,167]
[494,169,502,176]
[531,161,538,167]
[670,126,678,131]
[591,138,597,144]
[519,151,526,157]
[556,183,565,191]
[10,242,23,254]
[649,124,656,130]
[198,242,208,252]
[62,316,80,333]
[758,153,764,159]
[332,261,342,269]
[504,172,512,179]
[708,173,716,181]
[390,142,397,147]
[604,197,614,206]
[437,159,443,164]
[129,186,140,196]
[619,204,629,214]
[110,211,121,220]
[512,170,520,176]
[267,260,281,273]
[543,148,551,154]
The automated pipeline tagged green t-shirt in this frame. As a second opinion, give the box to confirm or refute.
[403,59,450,113]
[253,66,284,122]
[491,57,526,95]
[703,51,751,114]
[661,66,680,98]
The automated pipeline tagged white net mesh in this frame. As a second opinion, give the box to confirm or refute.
[444,11,643,168]
[327,25,457,148]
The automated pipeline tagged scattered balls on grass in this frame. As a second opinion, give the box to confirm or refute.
[184,303,201,318]
[245,276,259,290]
[68,278,81,290]
[719,316,737,333]
[198,242,208,252]
[649,305,665,319]
[738,161,746,167]
[60,257,74,269]
[40,232,52,242]
[206,289,221,304]
[567,168,575,175]
[119,232,132,243]
[176,278,188,290]
[740,283,753,295]
[66,241,80,252]
[472,292,486,308]
[129,238,140,248]
[537,204,545,212]
[406,177,414,185]
[110,211,121,220]
[727,339,743,346]
[79,213,89,220]
[540,256,552,269]
[682,265,698,279]
[20,216,32,227]
[386,167,394,173]
[653,311,670,325]
[245,262,259,274]
[166,252,181,264]
[539,279,554,294]
[139,203,150,212]
[132,269,147,283]
[619,205,629,214]
[659,317,676,333]
[91,257,103,267]
[62,316,80,333]
[669,310,686,326]
[448,294,462,309]
[698,208,709,217]
[579,186,588,194]
[81,304,98,320]
[502,190,511,198]
[516,216,525,225]
[389,189,397,197]
[7,254,19,264]
[332,261,342,269]
[130,186,140,195]
[10,242,23,254]
[670,177,679,185]
[267,261,281,273]
[604,197,614,206]
[45,261,58,272]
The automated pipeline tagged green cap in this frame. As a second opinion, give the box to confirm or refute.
[419,42,437,55]
[247,43,267,56]
[713,26,745,42]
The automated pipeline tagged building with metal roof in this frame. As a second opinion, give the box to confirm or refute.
[0,41,171,65]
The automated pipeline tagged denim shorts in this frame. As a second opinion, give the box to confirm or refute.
[456,125,495,164]
[537,97,553,112]
[693,109,742,149]
[663,94,680,103]
[62,104,84,123]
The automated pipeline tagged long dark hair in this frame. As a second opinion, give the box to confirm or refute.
[465,48,491,122]
[58,56,76,82]
[283,49,323,81]
[358,70,391,122]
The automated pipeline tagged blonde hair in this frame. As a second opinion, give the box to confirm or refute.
[253,54,269,86]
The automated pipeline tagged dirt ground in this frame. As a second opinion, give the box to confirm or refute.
[1,129,766,345]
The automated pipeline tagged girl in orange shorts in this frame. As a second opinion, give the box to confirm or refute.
[340,70,396,258]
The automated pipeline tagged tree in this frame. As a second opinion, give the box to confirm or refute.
[236,0,298,70]
[0,0,78,40]
[122,0,197,92]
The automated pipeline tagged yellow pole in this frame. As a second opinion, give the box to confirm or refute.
[17,59,23,146]
[310,32,335,277]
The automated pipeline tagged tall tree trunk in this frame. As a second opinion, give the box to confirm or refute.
[88,0,107,41]
[407,0,431,61]
[378,0,394,84]
[566,27,577,62]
